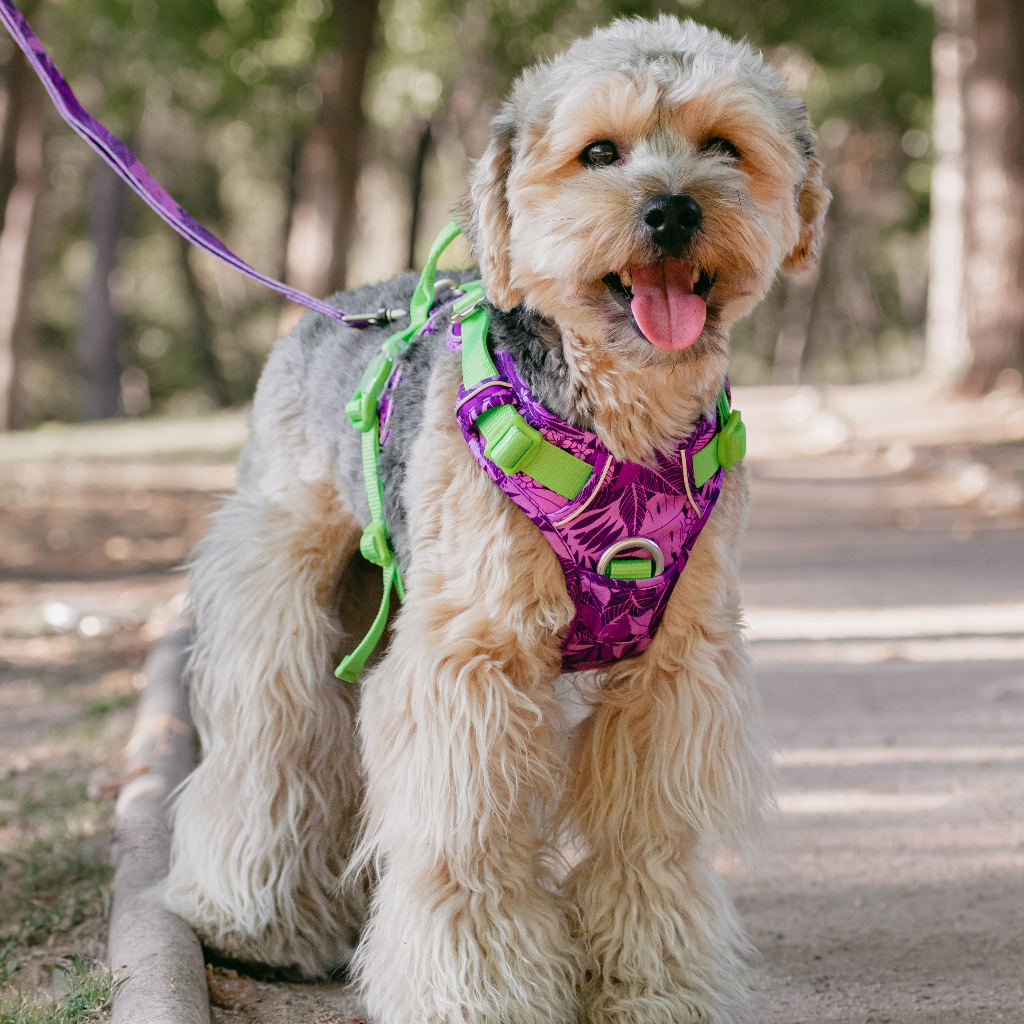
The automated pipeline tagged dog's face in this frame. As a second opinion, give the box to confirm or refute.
[466,16,829,375]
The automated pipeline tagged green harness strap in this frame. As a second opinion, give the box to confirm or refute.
[691,388,746,487]
[334,221,462,683]
[458,304,594,500]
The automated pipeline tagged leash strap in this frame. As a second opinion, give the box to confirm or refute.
[0,0,376,325]
[334,221,461,682]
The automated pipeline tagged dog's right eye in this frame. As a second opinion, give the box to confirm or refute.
[581,141,619,167]
[702,136,741,160]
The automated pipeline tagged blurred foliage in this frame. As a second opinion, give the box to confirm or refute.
[373,0,937,384]
[2,0,936,424]
[16,0,342,420]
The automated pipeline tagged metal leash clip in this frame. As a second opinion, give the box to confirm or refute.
[450,291,486,324]
[341,307,407,326]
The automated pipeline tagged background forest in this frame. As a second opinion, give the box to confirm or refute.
[0,0,951,426]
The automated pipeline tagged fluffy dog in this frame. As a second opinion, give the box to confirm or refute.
[164,15,829,1023]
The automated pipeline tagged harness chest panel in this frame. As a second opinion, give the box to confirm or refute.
[453,341,726,671]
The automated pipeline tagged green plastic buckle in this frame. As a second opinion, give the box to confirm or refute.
[345,390,376,432]
[346,351,395,431]
[359,522,393,567]
[718,409,746,469]
[484,411,545,476]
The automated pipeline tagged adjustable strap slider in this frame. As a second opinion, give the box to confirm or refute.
[451,288,486,323]
[346,390,376,432]
[691,389,746,487]
[359,522,394,568]
[718,409,746,469]
[346,351,396,431]
[484,409,545,476]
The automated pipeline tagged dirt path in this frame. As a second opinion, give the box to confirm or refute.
[1,389,1022,1021]
[734,430,1024,1023]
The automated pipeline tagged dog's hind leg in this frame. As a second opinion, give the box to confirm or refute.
[163,435,367,978]
[565,469,773,1024]
[351,361,582,1024]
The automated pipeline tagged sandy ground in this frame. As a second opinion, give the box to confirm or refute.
[1,383,1023,1021]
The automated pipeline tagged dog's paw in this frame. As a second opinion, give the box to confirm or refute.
[582,969,743,1024]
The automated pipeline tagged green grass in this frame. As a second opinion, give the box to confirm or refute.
[1,614,147,1020]
[0,772,113,947]
[0,954,125,1024]
[81,694,137,720]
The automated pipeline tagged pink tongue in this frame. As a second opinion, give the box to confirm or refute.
[630,261,707,350]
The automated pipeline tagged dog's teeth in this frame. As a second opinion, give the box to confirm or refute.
[692,268,701,287]
[619,268,632,290]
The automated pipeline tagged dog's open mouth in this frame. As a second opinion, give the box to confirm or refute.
[603,260,713,350]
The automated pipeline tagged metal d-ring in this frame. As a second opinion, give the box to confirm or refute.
[596,537,665,578]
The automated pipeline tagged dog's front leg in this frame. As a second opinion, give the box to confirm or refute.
[566,469,773,1024]
[162,375,369,977]
[353,364,581,1024]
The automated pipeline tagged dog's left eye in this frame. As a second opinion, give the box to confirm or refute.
[581,141,619,167]
[702,136,741,160]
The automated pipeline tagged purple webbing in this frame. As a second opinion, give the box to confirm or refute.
[0,0,358,324]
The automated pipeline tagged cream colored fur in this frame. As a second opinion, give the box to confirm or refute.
[162,400,367,976]
[166,13,830,1022]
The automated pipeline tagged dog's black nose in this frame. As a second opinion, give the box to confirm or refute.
[640,193,702,255]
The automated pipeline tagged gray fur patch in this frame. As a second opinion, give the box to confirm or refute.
[254,268,589,579]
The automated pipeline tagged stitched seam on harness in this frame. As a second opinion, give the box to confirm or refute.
[552,455,614,527]
[454,379,515,413]
[680,449,700,513]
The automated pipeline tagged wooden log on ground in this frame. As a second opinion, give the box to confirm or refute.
[107,624,210,1024]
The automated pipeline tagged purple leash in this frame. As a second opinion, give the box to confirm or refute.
[0,0,390,327]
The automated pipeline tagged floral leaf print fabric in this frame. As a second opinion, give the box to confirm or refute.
[453,337,727,672]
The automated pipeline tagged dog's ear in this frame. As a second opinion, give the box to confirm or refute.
[782,128,831,275]
[465,108,523,310]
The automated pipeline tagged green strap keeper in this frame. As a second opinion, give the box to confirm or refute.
[476,404,593,500]
[606,558,654,580]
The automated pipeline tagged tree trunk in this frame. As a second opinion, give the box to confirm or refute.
[177,234,229,407]
[0,46,44,431]
[924,0,972,386]
[284,0,380,299]
[407,120,433,270]
[78,159,128,420]
[961,0,1024,392]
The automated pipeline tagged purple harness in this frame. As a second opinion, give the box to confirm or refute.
[450,331,725,672]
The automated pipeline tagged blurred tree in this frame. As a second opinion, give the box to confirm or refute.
[925,0,970,387]
[77,159,127,420]
[0,20,44,430]
[961,0,1024,392]
[284,0,379,298]
[10,0,357,424]
[926,0,1024,393]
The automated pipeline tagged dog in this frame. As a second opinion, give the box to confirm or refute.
[163,15,829,1023]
